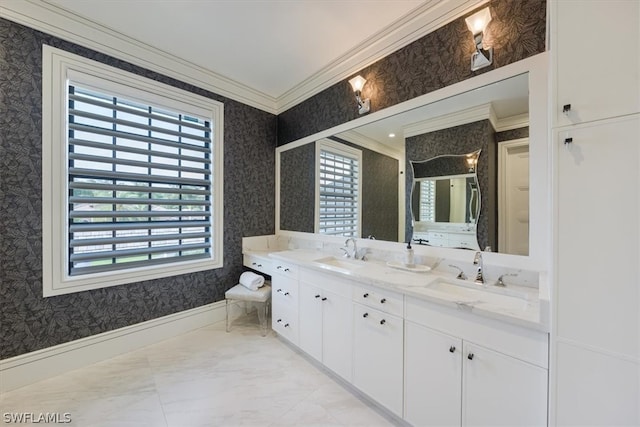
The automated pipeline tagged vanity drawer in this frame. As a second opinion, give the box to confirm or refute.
[243,254,272,275]
[272,303,298,345]
[272,261,299,279]
[272,275,298,310]
[352,284,403,317]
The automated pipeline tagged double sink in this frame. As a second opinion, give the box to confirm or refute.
[312,256,532,312]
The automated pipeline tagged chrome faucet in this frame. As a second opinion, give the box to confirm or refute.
[473,251,484,284]
[449,264,468,280]
[344,238,357,259]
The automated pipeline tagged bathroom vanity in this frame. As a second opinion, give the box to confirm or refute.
[243,239,549,426]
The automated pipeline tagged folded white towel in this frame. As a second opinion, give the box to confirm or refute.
[239,271,265,291]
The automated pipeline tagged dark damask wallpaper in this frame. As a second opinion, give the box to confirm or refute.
[279,143,315,232]
[406,120,496,250]
[496,126,529,142]
[0,18,277,359]
[277,0,546,145]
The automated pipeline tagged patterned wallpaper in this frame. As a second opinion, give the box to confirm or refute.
[279,143,316,232]
[406,120,496,250]
[277,0,546,145]
[0,18,277,359]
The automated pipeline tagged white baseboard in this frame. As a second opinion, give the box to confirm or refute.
[0,301,226,393]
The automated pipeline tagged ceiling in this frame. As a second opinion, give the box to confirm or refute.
[45,0,426,99]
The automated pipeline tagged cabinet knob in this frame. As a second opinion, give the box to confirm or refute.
[467,353,474,360]
[277,265,283,270]
[562,103,571,114]
[380,298,387,304]
[277,319,282,323]
[284,323,290,328]
[564,137,573,145]
[277,289,283,293]
[363,293,369,298]
[449,346,456,353]
[321,297,327,301]
[363,313,369,318]
[315,294,321,299]
[284,292,290,296]
[380,319,386,325]
[284,268,290,272]
[257,264,262,267]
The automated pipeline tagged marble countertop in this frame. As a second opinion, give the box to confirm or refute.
[251,249,549,332]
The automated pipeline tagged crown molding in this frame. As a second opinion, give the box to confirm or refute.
[404,102,529,138]
[0,0,279,114]
[493,112,529,132]
[404,103,495,137]
[335,130,404,160]
[276,0,488,113]
[1,0,487,115]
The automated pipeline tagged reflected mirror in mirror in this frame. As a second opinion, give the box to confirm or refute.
[411,151,481,251]
[278,72,529,256]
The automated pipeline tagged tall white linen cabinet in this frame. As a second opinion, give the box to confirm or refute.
[551,0,640,425]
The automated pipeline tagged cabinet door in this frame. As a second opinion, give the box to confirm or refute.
[322,289,353,382]
[298,282,323,362]
[555,341,640,426]
[404,321,462,427]
[462,342,547,427]
[352,303,404,417]
[556,116,640,358]
[555,0,639,125]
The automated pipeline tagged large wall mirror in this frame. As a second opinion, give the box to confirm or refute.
[277,54,549,263]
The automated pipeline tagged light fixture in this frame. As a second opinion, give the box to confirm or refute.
[388,133,396,138]
[348,75,370,115]
[465,7,493,71]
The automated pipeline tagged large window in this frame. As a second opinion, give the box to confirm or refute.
[316,139,362,237]
[43,46,224,296]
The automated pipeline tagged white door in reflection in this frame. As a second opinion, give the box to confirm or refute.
[498,138,529,256]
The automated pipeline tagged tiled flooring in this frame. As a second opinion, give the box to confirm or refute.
[0,314,396,426]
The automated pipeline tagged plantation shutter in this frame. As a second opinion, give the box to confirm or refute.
[67,85,213,276]
[318,148,359,237]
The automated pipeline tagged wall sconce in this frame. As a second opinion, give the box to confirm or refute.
[348,75,370,115]
[465,7,493,71]
[466,153,479,172]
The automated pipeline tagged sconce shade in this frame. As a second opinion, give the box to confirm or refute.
[348,75,367,93]
[465,7,492,36]
[348,74,370,114]
[465,7,493,71]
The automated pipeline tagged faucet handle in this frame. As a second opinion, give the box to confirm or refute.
[449,264,468,280]
[495,273,517,287]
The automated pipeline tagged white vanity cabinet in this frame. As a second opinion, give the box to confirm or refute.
[405,321,463,426]
[352,285,404,418]
[554,0,639,127]
[271,261,299,345]
[298,269,353,382]
[243,253,272,275]
[404,298,548,427]
[462,341,547,426]
[554,115,640,425]
[552,1,640,423]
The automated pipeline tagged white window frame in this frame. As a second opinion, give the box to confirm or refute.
[42,46,224,297]
[315,139,362,237]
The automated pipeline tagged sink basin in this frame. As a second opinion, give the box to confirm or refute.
[313,256,366,274]
[406,278,531,311]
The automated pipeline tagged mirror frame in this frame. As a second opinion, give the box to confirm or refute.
[276,52,549,271]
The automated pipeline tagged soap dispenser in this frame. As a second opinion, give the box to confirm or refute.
[404,242,415,268]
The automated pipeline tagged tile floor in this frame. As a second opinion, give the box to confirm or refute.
[0,313,397,427]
